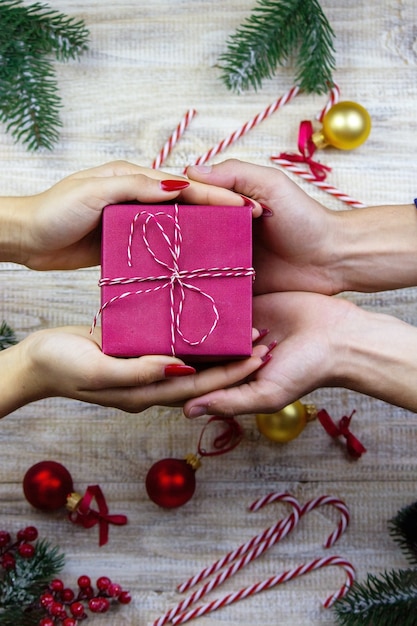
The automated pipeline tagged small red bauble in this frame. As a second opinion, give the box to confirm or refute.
[23,461,74,511]
[145,457,198,508]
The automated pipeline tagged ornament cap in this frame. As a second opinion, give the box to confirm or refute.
[184,453,201,471]
[66,492,83,512]
[311,129,328,149]
[305,403,318,422]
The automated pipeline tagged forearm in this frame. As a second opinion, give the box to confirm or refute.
[0,341,41,418]
[334,306,417,412]
[332,203,417,293]
[0,196,32,265]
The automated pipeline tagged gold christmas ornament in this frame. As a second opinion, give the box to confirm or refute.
[312,101,371,150]
[256,401,317,443]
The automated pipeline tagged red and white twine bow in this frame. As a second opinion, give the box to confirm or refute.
[94,204,255,356]
[154,492,354,625]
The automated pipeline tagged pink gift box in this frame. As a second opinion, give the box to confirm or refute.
[99,203,254,360]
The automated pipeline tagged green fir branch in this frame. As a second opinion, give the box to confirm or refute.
[0,321,17,351]
[0,0,89,150]
[389,501,417,566]
[218,0,335,94]
[0,539,64,610]
[333,568,417,626]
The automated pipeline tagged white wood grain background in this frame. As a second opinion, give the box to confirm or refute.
[1,1,417,624]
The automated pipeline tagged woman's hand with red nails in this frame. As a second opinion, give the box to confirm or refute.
[0,325,272,418]
[2,160,262,271]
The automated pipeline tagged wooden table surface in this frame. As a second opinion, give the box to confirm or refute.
[1,1,417,624]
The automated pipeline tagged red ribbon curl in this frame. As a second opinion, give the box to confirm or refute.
[68,484,128,547]
[317,409,367,459]
[197,416,243,457]
[277,120,332,181]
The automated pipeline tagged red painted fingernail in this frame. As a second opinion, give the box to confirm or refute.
[239,194,257,209]
[260,203,273,216]
[267,340,278,353]
[160,179,190,192]
[257,353,272,371]
[255,328,270,342]
[165,364,196,377]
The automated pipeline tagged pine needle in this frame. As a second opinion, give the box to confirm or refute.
[218,0,335,94]
[334,569,417,626]
[0,321,17,351]
[0,0,89,150]
[389,501,417,565]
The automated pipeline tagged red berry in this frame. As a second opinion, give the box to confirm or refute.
[40,592,55,608]
[61,587,75,602]
[118,590,132,604]
[63,619,77,626]
[96,576,111,591]
[49,578,64,592]
[78,585,94,600]
[23,525,39,541]
[88,596,110,613]
[107,582,122,597]
[0,530,10,548]
[39,618,55,626]
[16,528,26,542]
[18,542,35,558]
[50,600,65,616]
[1,552,15,569]
[77,575,91,588]
[70,601,86,618]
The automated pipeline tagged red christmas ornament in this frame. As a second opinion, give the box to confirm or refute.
[23,461,74,511]
[145,456,198,508]
[146,416,243,509]
[22,461,128,546]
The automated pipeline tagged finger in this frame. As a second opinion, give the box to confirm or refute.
[186,159,314,210]
[89,354,195,389]
[81,344,270,412]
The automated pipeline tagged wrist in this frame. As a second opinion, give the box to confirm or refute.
[332,304,417,412]
[330,204,417,293]
[0,196,35,265]
[0,337,44,418]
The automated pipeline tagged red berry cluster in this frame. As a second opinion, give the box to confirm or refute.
[0,525,38,568]
[39,575,132,625]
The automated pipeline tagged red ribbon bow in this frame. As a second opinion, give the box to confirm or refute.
[68,485,128,546]
[317,409,367,459]
[277,120,332,181]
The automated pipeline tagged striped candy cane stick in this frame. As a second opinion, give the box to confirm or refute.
[184,85,300,172]
[300,495,350,549]
[153,495,301,626]
[152,108,197,170]
[177,493,301,593]
[317,83,341,122]
[271,157,366,208]
[189,492,350,602]
[171,556,355,624]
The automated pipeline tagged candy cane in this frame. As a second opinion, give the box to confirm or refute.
[171,556,355,624]
[153,108,197,169]
[271,157,366,208]
[317,83,340,122]
[175,492,349,607]
[300,495,350,549]
[185,85,300,172]
[177,493,301,593]
[152,495,300,626]
[154,493,351,626]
